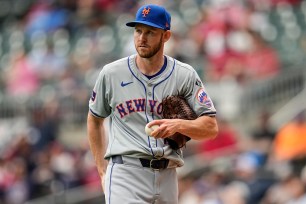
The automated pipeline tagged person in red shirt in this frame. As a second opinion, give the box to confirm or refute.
[198,118,238,160]
[244,30,280,80]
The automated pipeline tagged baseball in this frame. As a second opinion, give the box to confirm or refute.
[145,124,159,136]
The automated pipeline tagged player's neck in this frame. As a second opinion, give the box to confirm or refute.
[136,53,165,76]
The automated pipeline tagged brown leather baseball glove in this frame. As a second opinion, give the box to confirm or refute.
[162,95,198,150]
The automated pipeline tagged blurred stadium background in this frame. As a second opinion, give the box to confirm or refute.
[0,0,306,203]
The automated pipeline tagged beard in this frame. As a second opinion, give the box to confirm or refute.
[136,34,163,58]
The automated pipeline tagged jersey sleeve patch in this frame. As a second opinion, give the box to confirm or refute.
[91,90,96,102]
[196,88,212,107]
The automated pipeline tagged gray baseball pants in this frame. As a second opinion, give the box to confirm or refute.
[104,156,178,204]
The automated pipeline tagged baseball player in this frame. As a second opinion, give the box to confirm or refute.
[87,4,218,204]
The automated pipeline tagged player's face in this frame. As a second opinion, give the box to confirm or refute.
[134,24,165,58]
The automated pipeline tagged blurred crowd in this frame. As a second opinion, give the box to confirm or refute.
[179,110,306,204]
[0,0,306,203]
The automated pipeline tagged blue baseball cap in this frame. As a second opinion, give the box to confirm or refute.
[126,4,171,30]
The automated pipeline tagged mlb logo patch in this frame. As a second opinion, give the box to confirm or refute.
[91,91,96,101]
[195,79,202,87]
[197,88,211,107]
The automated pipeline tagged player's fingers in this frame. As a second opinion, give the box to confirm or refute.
[151,125,167,138]
[148,119,165,127]
[151,128,161,137]
[151,124,168,138]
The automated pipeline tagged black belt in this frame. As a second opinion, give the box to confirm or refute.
[111,155,169,170]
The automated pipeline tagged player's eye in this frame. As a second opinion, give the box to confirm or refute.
[147,31,155,36]
[135,28,142,34]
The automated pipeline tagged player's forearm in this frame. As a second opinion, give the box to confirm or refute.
[87,112,107,176]
[178,116,218,140]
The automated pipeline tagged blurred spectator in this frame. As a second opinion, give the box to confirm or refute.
[25,1,70,36]
[250,111,277,166]
[4,49,40,97]
[262,162,306,204]
[244,29,280,80]
[178,176,204,204]
[192,1,251,83]
[4,158,29,204]
[233,152,276,204]
[30,150,54,199]
[29,98,60,151]
[179,168,230,204]
[252,111,276,141]
[219,181,249,204]
[28,43,69,83]
[197,118,239,160]
[195,1,281,84]
[272,112,306,163]
[49,142,80,188]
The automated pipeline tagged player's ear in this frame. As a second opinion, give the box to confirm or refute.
[163,30,171,43]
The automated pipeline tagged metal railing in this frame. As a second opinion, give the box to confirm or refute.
[269,87,306,129]
[239,67,306,131]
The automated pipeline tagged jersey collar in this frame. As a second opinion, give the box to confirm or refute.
[128,54,174,84]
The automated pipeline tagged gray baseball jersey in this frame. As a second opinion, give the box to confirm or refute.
[89,54,216,167]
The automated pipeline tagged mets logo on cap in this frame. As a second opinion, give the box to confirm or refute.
[142,6,151,17]
[197,88,212,107]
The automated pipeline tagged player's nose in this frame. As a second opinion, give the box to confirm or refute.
[138,33,148,42]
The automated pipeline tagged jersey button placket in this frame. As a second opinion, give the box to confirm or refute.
[147,84,156,148]
[148,83,152,97]
[147,83,153,98]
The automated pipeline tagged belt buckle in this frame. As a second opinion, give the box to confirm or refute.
[150,159,161,171]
